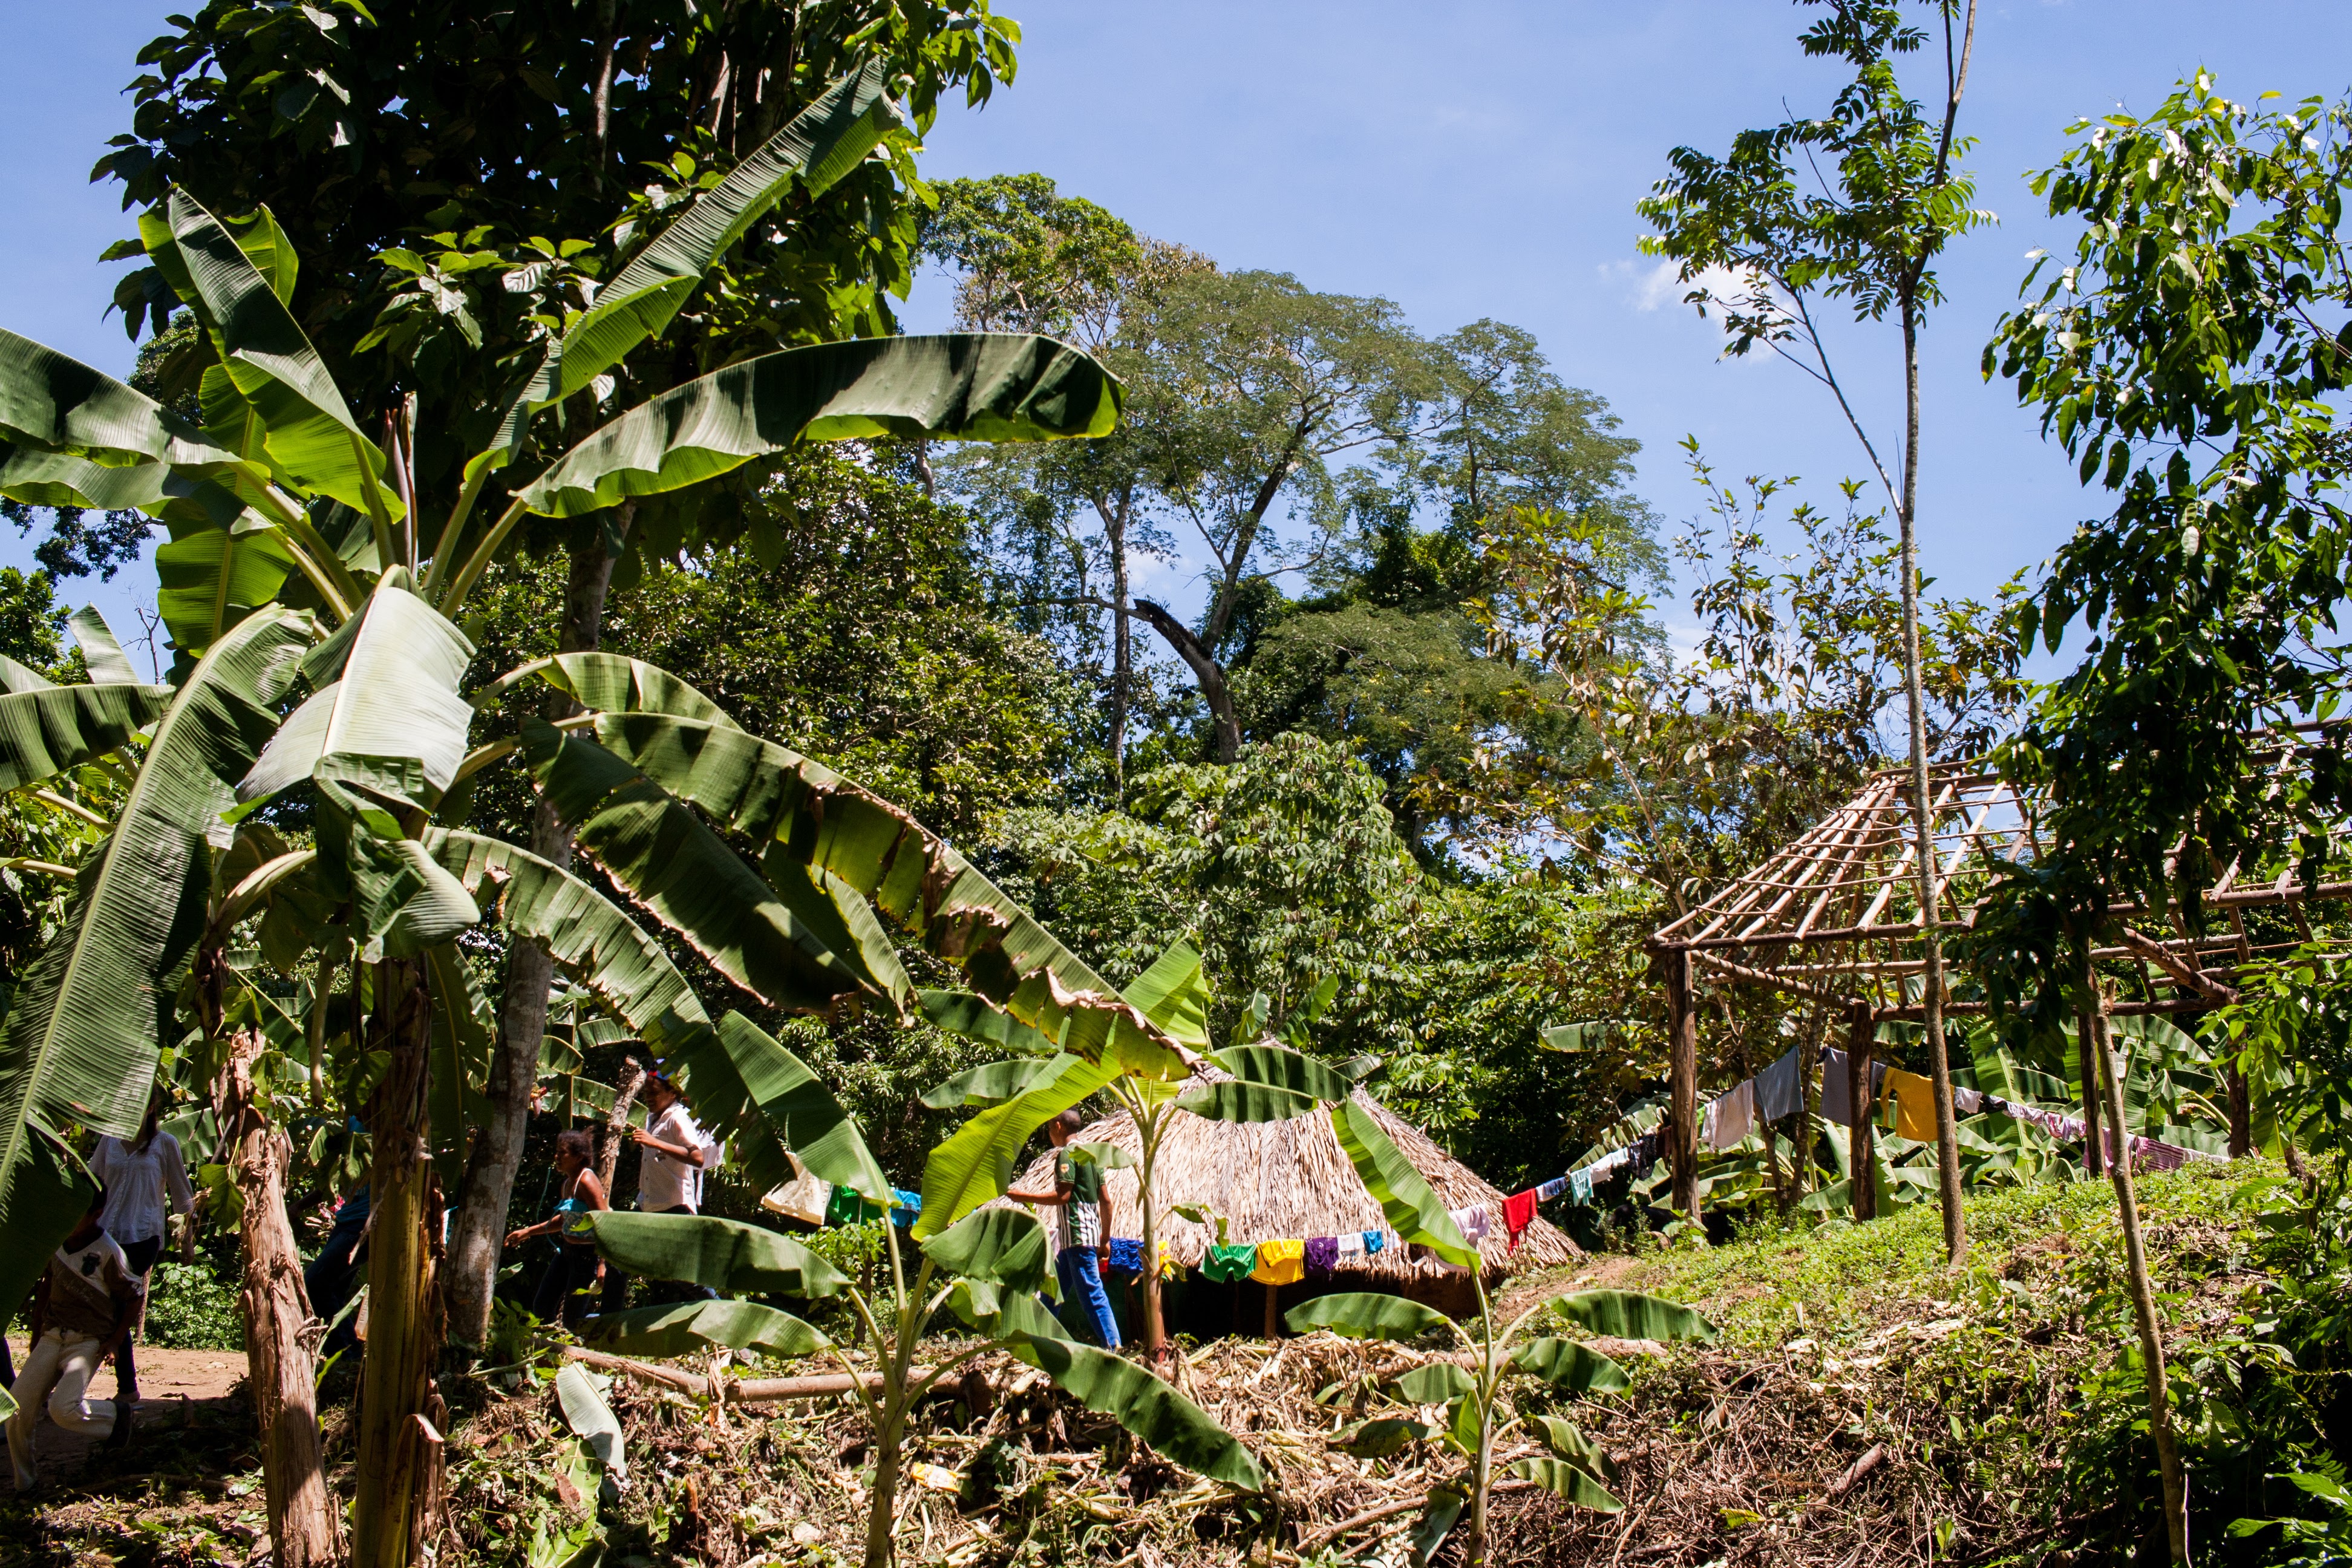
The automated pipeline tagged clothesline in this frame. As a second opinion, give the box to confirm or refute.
[1508,1040,2223,1222]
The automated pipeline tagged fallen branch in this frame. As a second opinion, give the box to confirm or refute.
[1826,1442,1887,1500]
[559,1347,939,1405]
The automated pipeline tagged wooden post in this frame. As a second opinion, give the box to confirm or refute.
[1664,947,1700,1218]
[2091,997,2190,1563]
[1847,1004,1877,1222]
[2076,970,2104,1175]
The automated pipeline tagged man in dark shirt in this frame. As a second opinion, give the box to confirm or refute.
[1007,1109,1120,1348]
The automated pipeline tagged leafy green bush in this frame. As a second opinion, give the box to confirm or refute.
[142,1258,244,1351]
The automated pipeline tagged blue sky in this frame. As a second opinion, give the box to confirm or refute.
[4,1,2350,651]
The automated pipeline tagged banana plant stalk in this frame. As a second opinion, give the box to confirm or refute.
[584,1016,1263,1568]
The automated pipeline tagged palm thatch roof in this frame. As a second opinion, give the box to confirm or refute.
[999,1086,1582,1283]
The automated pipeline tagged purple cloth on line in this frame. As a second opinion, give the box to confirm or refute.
[1304,1235,1338,1281]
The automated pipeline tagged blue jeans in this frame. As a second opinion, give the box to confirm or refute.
[1056,1247,1120,1350]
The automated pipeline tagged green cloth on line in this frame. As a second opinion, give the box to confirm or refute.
[827,1185,884,1226]
[1200,1243,1258,1282]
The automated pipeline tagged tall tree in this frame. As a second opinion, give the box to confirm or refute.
[924,175,1209,785]
[91,1,1026,1351]
[1636,0,1985,1250]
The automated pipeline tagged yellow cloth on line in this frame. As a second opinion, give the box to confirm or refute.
[1250,1238,1305,1285]
[1882,1067,1938,1143]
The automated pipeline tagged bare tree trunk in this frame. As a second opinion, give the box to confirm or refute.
[598,1058,647,1197]
[2091,998,2190,1563]
[214,1024,342,1566]
[353,959,446,1568]
[1132,599,1240,763]
[1896,294,1967,1266]
[1107,503,1132,789]
[1664,948,1699,1218]
[1847,1004,1877,1222]
[446,521,630,1351]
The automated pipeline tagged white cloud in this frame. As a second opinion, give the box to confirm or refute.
[1599,258,1749,313]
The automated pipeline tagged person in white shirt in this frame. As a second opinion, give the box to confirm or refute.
[631,1073,711,1215]
[624,1073,717,1304]
[9,1195,143,1492]
[88,1089,195,1446]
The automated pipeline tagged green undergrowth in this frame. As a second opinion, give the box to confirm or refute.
[1561,1161,2352,1565]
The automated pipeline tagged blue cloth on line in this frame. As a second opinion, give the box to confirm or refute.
[1754,1045,1806,1123]
[1361,1230,1385,1255]
[1108,1238,1146,1275]
[890,1188,922,1226]
[1537,1176,1567,1201]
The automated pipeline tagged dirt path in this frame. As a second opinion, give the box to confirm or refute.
[5,1336,249,1478]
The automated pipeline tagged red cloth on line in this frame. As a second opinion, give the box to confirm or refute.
[1501,1187,1541,1251]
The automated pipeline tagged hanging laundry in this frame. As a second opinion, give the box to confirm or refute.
[1334,1231,1365,1260]
[1361,1229,1387,1255]
[1451,1204,1494,1244]
[1952,1085,1984,1115]
[1625,1131,1660,1172]
[1501,1188,1541,1250]
[1304,1235,1339,1281]
[1820,1048,1886,1128]
[1108,1238,1146,1275]
[1705,1080,1756,1151]
[890,1189,923,1227]
[1754,1045,1806,1123]
[1251,1238,1305,1286]
[1881,1068,1938,1143]
[1537,1176,1567,1201]
[1201,1243,1258,1282]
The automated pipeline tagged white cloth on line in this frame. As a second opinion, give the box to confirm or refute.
[1704,1080,1756,1151]
[91,1132,194,1249]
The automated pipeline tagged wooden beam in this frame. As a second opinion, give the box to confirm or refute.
[1664,947,1699,1220]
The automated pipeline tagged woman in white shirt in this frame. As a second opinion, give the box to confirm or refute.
[624,1073,716,1305]
[88,1087,196,1446]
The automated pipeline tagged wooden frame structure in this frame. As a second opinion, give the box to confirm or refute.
[1644,754,2352,1216]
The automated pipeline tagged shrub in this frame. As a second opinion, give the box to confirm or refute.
[142,1258,243,1351]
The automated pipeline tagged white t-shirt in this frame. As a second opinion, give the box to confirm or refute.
[91,1132,195,1249]
[639,1103,710,1212]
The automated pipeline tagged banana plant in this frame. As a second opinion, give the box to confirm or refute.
[580,1018,1264,1568]
[1287,1105,1717,1568]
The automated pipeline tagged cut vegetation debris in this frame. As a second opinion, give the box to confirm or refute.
[20,1162,2316,1567]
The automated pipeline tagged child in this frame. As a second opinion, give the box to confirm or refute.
[506,1131,609,1330]
[1006,1109,1119,1349]
[9,1195,143,1491]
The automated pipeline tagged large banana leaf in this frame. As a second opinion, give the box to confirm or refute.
[1533,1416,1614,1482]
[919,991,1061,1057]
[494,62,901,443]
[920,1206,1051,1294]
[554,1362,626,1481]
[142,189,400,524]
[517,335,1120,518]
[702,1012,892,1204]
[915,1054,1119,1239]
[155,515,298,655]
[474,652,738,728]
[239,580,474,809]
[920,1056,1068,1111]
[1283,1293,1455,1344]
[424,940,495,1184]
[1394,1363,1475,1403]
[70,609,140,687]
[0,609,308,1319]
[0,325,229,469]
[1509,1338,1631,1393]
[1508,1457,1624,1512]
[0,683,172,792]
[1015,1334,1266,1491]
[1329,1097,1477,1269]
[1546,1290,1717,1343]
[588,1211,848,1299]
[1121,941,1210,1048]
[582,714,1152,1056]
[426,828,714,1059]
[523,723,911,1017]
[583,1299,830,1361]
[311,780,481,961]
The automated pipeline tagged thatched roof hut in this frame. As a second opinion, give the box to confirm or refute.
[999,1087,1581,1295]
